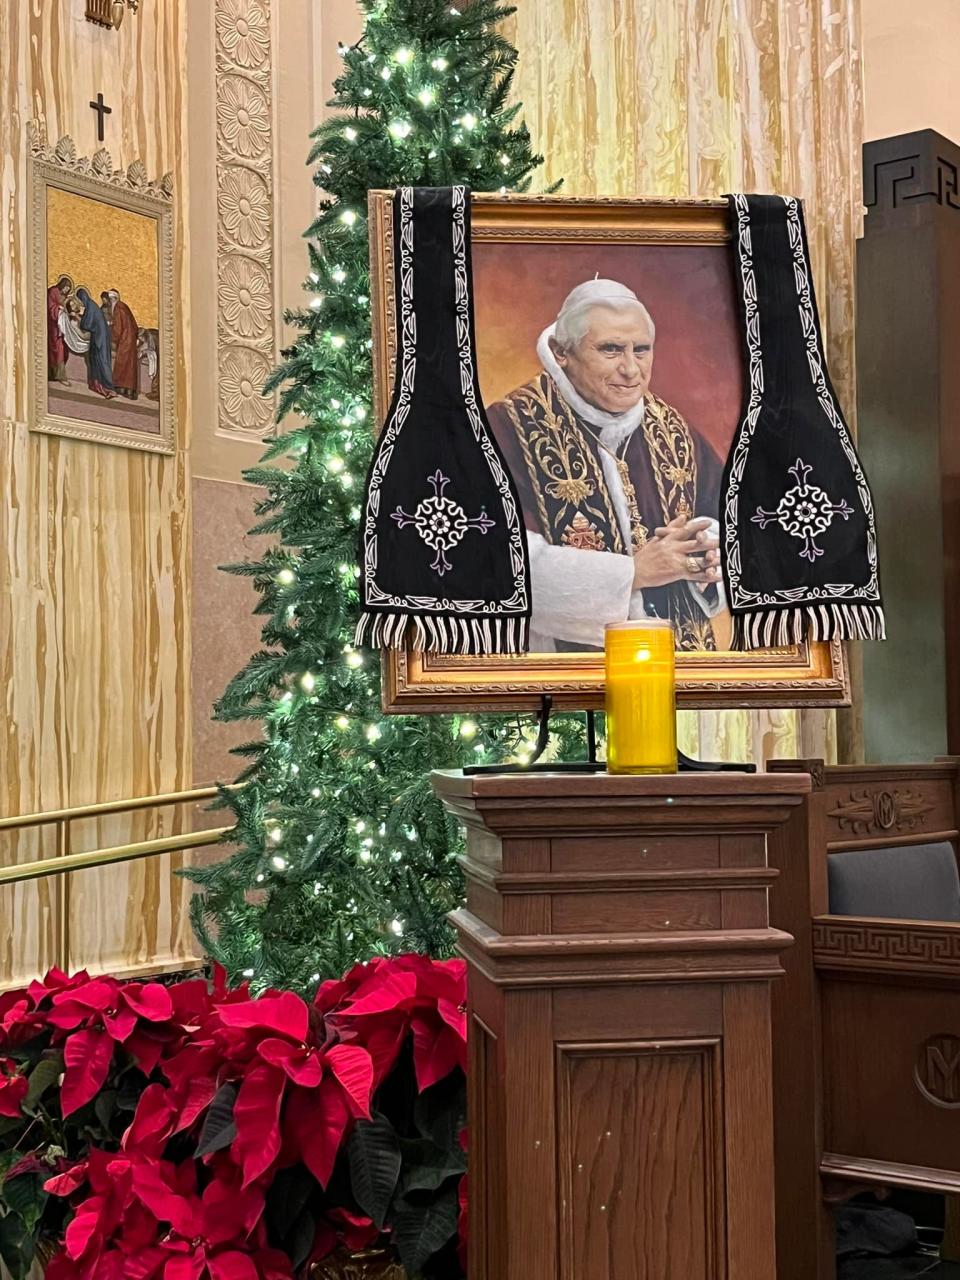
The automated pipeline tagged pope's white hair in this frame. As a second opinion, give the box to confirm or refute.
[553,278,655,353]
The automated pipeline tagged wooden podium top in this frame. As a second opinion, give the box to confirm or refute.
[433,768,811,840]
[432,769,811,800]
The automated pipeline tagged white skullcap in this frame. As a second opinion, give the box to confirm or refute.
[554,278,655,351]
[559,278,640,312]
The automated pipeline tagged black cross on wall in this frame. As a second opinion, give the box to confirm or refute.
[89,93,112,143]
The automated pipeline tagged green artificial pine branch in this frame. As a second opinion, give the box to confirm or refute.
[189,0,580,994]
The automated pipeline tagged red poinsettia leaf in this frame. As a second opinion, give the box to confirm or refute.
[0,1069,28,1117]
[173,1072,220,1134]
[103,1005,138,1043]
[200,1168,265,1244]
[415,956,466,996]
[44,1160,89,1197]
[64,1200,104,1260]
[126,1026,167,1077]
[163,1252,206,1280]
[411,1017,465,1092]
[330,1207,380,1252]
[45,1004,89,1031]
[62,1027,115,1116]
[325,1044,373,1119]
[207,1251,259,1280]
[39,1252,76,1280]
[0,996,30,1029]
[160,1043,200,1086]
[209,962,228,995]
[287,1078,350,1189]
[122,982,174,1023]
[31,967,89,999]
[168,978,212,1023]
[217,993,308,1042]
[7,1153,46,1179]
[254,1248,295,1280]
[118,1245,172,1280]
[61,978,117,1012]
[131,1160,198,1238]
[123,1083,177,1156]
[356,1015,409,1086]
[258,1038,322,1087]
[230,1065,285,1187]
[337,971,417,1018]
[28,969,58,997]
[436,997,467,1040]
[123,1198,165,1252]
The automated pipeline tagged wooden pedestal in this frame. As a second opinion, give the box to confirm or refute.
[432,770,809,1280]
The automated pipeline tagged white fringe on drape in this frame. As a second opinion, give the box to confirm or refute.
[732,602,886,650]
[354,611,529,655]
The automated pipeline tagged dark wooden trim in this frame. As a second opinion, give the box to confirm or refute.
[814,916,960,977]
[821,1152,960,1196]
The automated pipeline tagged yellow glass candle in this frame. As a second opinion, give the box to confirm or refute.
[604,620,678,775]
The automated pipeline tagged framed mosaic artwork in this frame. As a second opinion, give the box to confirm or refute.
[29,126,175,455]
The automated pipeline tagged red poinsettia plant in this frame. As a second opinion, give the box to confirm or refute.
[0,956,467,1279]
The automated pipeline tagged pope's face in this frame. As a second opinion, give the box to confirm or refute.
[553,305,654,414]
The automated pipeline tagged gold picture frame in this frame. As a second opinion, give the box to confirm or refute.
[29,125,176,456]
[368,190,849,713]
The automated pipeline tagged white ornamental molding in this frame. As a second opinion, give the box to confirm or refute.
[215,0,276,439]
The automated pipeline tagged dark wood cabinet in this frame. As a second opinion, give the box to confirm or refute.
[767,757,960,1280]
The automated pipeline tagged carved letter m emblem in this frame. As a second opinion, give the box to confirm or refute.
[916,1034,960,1107]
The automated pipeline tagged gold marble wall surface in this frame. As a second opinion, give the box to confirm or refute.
[504,0,863,765]
[0,1,195,985]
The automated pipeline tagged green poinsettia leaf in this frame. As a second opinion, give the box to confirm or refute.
[413,1071,466,1152]
[2,1173,47,1232]
[399,1137,466,1196]
[195,1082,239,1156]
[0,1213,36,1280]
[94,1088,118,1133]
[347,1112,402,1229]
[286,1207,317,1270]
[265,1165,315,1241]
[24,1054,64,1112]
[392,1182,459,1273]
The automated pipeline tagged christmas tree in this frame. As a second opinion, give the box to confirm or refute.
[189,0,578,992]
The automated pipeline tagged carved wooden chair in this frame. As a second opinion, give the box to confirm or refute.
[765,758,960,1280]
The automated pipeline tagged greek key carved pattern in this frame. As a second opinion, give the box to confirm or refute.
[827,787,934,835]
[814,920,960,976]
[215,0,276,439]
[865,150,960,215]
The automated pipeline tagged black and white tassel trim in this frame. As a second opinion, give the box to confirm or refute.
[732,602,886,651]
[354,611,529,656]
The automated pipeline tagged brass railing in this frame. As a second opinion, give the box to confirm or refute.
[0,786,233,975]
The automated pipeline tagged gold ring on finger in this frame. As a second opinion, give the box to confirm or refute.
[685,555,700,575]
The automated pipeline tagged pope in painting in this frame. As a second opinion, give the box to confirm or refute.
[487,279,726,653]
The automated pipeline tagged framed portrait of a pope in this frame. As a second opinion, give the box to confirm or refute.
[368,192,848,712]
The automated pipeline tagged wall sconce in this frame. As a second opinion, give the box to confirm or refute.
[85,0,140,30]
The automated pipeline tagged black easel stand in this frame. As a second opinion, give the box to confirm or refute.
[463,695,756,776]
